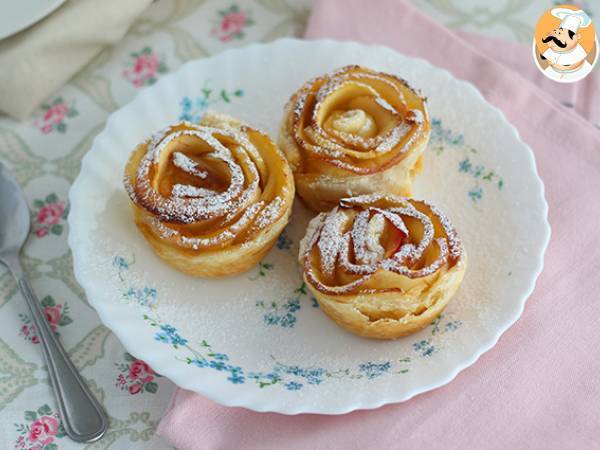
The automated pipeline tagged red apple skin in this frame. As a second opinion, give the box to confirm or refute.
[385,225,406,258]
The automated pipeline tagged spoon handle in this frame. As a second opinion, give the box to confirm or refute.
[15,269,108,443]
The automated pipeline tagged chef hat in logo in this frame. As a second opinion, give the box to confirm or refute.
[551,8,592,33]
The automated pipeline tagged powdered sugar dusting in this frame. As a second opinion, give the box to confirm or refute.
[171,184,216,198]
[172,152,208,179]
[375,122,411,153]
[251,196,284,232]
[375,97,396,114]
[317,207,347,277]
[125,116,291,250]
[286,65,428,174]
[302,196,464,295]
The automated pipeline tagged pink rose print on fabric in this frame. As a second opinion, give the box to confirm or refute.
[211,4,255,42]
[13,404,66,449]
[19,296,73,345]
[43,305,62,329]
[34,97,78,134]
[31,194,68,238]
[28,415,59,447]
[37,203,63,228]
[122,47,168,87]
[128,383,143,395]
[115,353,161,395]
[129,359,155,383]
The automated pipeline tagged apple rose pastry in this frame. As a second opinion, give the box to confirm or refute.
[299,194,466,340]
[279,65,430,211]
[124,111,295,278]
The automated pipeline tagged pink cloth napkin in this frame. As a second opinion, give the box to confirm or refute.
[451,30,600,126]
[157,1,600,448]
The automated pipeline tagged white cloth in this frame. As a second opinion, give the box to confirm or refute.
[0,0,152,119]
[544,60,594,81]
[543,43,588,66]
[551,8,592,32]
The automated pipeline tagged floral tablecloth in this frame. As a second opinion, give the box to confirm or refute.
[0,0,596,449]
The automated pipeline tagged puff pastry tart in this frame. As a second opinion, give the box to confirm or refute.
[124,111,295,278]
[299,194,466,339]
[279,65,430,211]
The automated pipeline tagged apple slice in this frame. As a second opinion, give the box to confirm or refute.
[383,222,406,258]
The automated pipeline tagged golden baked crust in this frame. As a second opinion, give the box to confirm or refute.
[299,194,466,339]
[124,111,295,278]
[279,65,430,212]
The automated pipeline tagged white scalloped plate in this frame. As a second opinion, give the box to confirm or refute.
[68,39,550,415]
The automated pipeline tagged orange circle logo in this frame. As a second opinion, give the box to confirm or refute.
[533,5,598,83]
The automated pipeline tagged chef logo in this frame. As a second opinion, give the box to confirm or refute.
[533,5,598,83]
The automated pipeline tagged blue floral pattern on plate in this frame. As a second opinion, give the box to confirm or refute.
[255,282,317,329]
[276,227,293,251]
[113,255,463,391]
[179,83,244,122]
[430,117,504,202]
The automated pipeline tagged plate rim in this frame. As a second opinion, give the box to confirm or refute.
[67,38,551,415]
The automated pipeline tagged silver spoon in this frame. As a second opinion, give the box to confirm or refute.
[0,163,108,443]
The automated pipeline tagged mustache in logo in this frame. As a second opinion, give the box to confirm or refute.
[542,35,567,48]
